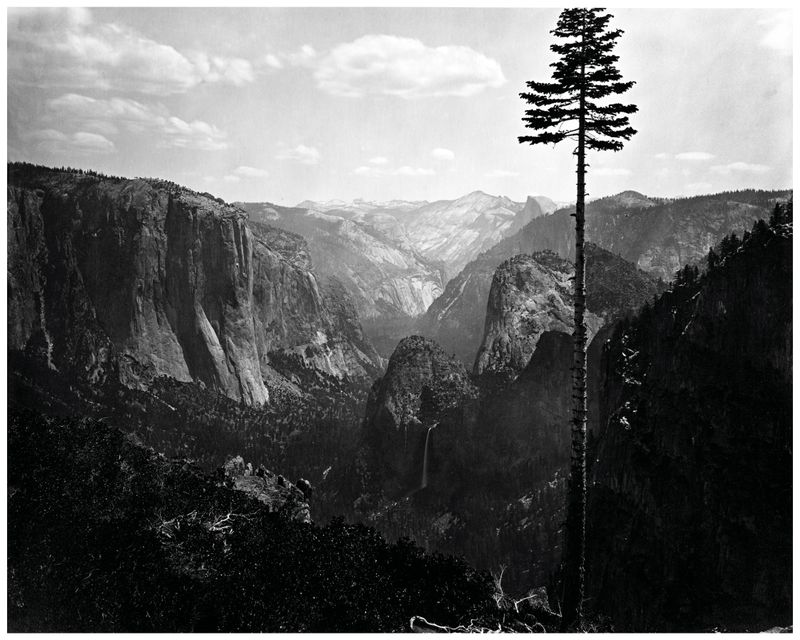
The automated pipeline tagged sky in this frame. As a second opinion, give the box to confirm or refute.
[6,7,793,205]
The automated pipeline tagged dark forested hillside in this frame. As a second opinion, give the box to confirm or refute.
[586,203,793,630]
[8,407,514,632]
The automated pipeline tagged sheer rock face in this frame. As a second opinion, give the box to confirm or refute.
[586,221,792,631]
[419,190,787,366]
[474,252,602,378]
[362,335,477,496]
[7,166,381,404]
[416,257,496,367]
[249,220,382,384]
[7,174,266,403]
[473,246,659,378]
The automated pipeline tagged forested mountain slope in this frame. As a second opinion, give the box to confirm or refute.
[586,204,793,631]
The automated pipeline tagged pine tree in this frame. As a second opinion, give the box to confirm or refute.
[518,8,637,630]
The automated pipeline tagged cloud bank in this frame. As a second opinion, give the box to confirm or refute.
[47,93,228,151]
[9,7,254,95]
[314,34,505,98]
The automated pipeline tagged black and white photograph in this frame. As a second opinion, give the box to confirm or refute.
[5,5,793,633]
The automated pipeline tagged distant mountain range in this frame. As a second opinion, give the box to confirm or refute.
[239,191,548,355]
[313,191,547,279]
[419,189,790,365]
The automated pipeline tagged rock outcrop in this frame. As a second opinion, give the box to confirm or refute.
[221,456,311,523]
[473,246,660,378]
[249,217,383,385]
[474,252,600,377]
[362,335,477,496]
[7,164,381,404]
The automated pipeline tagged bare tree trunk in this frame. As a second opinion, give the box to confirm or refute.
[562,37,588,632]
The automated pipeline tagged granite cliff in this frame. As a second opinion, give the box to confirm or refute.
[474,251,600,378]
[7,164,381,405]
[474,245,662,377]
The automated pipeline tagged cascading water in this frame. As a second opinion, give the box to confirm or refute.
[420,426,434,490]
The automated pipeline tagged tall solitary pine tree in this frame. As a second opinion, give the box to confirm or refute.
[518,8,637,631]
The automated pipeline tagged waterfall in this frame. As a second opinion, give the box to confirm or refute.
[38,290,55,371]
[420,426,434,490]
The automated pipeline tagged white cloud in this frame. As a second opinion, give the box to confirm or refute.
[47,93,228,151]
[72,131,115,152]
[314,34,506,98]
[485,169,519,178]
[354,166,384,177]
[26,128,116,154]
[710,162,771,175]
[190,53,255,86]
[8,7,254,95]
[287,44,318,67]
[223,175,242,183]
[82,120,119,137]
[262,53,284,69]
[653,152,670,160]
[431,147,455,161]
[593,167,632,177]
[354,165,434,177]
[233,166,269,178]
[369,156,389,165]
[276,144,321,165]
[160,117,228,151]
[257,45,316,71]
[675,151,715,162]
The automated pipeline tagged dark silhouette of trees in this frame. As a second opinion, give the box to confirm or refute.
[770,197,793,226]
[518,8,637,630]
